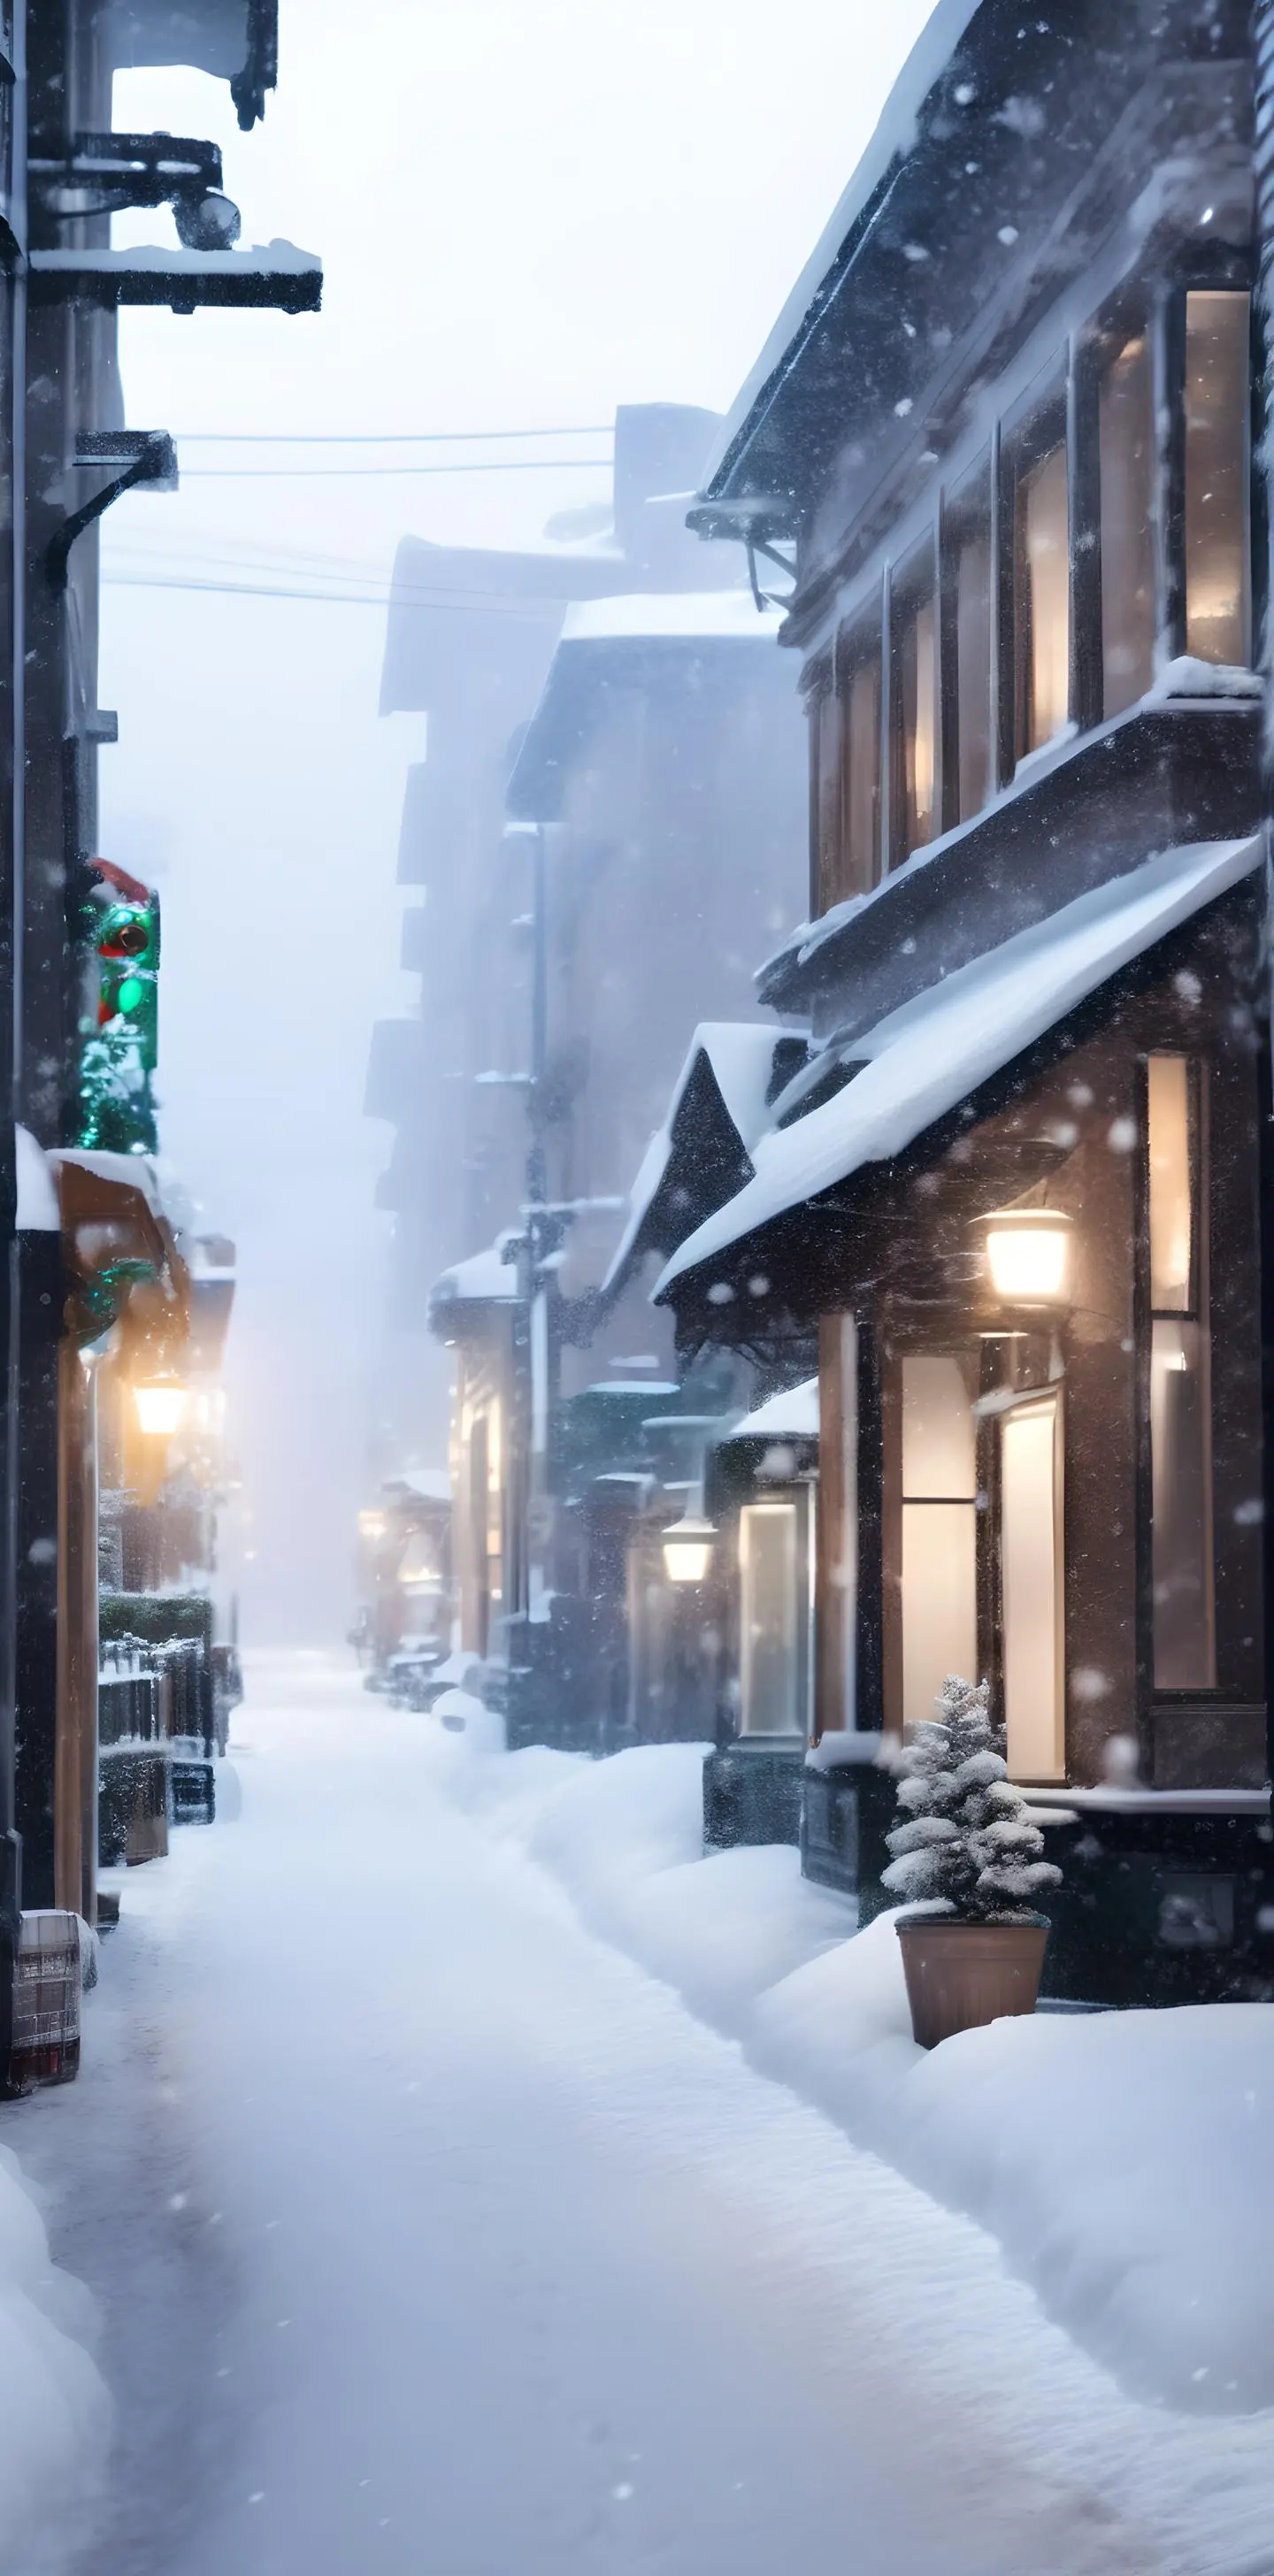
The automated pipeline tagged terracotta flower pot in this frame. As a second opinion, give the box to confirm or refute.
[896,1914,1049,2049]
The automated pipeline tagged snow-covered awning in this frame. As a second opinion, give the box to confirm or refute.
[602,1023,802,1296]
[428,1231,520,1325]
[657,835,1262,1296]
[30,240,322,313]
[507,594,783,822]
[718,1377,819,1445]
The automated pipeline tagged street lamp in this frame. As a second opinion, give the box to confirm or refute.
[133,1376,187,1437]
[978,1208,1074,1307]
[662,1512,717,1585]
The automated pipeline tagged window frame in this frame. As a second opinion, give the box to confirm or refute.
[1000,363,1071,772]
[888,534,940,870]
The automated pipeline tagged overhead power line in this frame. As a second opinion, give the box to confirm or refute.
[180,456,613,479]
[174,425,614,444]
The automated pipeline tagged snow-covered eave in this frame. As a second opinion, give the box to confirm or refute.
[656,833,1262,1298]
[695,0,984,508]
[716,1376,819,1446]
[601,1024,786,1298]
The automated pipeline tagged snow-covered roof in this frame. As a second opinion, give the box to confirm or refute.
[507,594,788,821]
[16,1127,58,1232]
[560,592,782,645]
[658,835,1261,1293]
[720,1378,819,1444]
[390,1468,451,1504]
[430,1232,519,1307]
[698,0,984,501]
[602,1024,794,1294]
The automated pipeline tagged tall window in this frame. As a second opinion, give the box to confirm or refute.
[841,625,882,898]
[1012,411,1071,761]
[999,1390,1064,1778]
[811,678,842,914]
[1183,288,1251,668]
[740,1499,805,1735]
[891,548,938,865]
[1147,1055,1215,1688]
[1099,329,1156,714]
[949,460,993,820]
[899,1354,978,1729]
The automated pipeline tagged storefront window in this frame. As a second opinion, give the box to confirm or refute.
[1014,428,1070,759]
[739,1499,802,1734]
[1184,289,1251,668]
[900,1353,978,1729]
[891,549,938,863]
[1099,329,1155,714]
[1147,1055,1215,1688]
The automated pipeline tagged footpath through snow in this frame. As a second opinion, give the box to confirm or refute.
[4,1656,1273,2576]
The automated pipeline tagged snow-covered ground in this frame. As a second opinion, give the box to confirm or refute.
[8,1655,1274,2574]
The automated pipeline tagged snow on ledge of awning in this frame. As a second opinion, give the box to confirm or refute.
[657,834,1262,1295]
[16,1127,59,1231]
[719,1376,818,1443]
[430,1231,520,1307]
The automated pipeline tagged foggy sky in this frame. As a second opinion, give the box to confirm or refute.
[99,0,937,1644]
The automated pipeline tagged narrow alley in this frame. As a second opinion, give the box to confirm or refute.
[9,1660,1170,2576]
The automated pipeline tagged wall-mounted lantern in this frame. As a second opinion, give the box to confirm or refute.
[132,1375,188,1437]
[661,1512,717,1585]
[978,1208,1074,1308]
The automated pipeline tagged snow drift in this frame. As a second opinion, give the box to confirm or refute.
[448,1727,1274,2419]
[0,2143,109,2571]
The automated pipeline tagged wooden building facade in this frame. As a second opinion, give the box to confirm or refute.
[652,0,1274,2001]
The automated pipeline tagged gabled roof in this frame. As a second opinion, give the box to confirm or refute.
[602,1024,805,1299]
[657,835,1261,1296]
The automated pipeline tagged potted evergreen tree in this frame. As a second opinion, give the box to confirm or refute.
[883,1675,1062,2047]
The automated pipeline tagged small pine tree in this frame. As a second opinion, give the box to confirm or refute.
[881,1675,1062,1922]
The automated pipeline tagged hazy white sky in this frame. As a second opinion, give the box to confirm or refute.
[101,0,936,1640]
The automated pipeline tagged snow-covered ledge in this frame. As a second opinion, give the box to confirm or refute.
[1023,1782,1270,1816]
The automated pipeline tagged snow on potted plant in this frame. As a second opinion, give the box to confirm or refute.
[883,1674,1062,2048]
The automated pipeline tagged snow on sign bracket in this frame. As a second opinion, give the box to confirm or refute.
[28,242,322,316]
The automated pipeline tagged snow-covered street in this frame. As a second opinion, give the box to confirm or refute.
[6,1657,1270,2576]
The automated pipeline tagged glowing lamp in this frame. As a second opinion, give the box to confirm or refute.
[980,1208,1074,1307]
[133,1377,187,1437]
[357,1509,388,1543]
[662,1513,716,1585]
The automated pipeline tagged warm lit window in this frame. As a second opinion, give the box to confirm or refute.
[1013,418,1070,760]
[1183,288,1251,668]
[1147,1055,1215,1688]
[998,1391,1064,1778]
[1099,329,1156,714]
[739,1499,803,1735]
[841,626,881,897]
[891,550,938,864]
[949,460,993,819]
[899,1353,978,1729]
